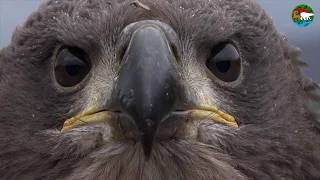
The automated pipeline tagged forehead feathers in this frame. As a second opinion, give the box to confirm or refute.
[9,0,275,56]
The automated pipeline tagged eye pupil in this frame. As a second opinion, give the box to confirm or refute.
[206,42,241,82]
[66,65,81,76]
[54,47,91,87]
[216,61,230,73]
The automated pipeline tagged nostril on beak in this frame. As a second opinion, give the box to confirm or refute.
[171,43,180,62]
[117,45,128,64]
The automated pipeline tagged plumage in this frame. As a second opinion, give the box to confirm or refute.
[0,0,319,179]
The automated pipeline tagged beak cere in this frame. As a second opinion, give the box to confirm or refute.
[115,22,182,159]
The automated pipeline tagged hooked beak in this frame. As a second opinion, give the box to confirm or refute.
[115,23,181,158]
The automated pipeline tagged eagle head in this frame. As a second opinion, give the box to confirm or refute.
[0,0,319,179]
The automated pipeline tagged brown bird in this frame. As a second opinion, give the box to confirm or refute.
[0,0,319,179]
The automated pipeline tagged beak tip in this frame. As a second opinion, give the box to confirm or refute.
[139,131,157,161]
[143,147,152,161]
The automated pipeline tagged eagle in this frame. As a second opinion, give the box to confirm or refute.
[0,0,319,179]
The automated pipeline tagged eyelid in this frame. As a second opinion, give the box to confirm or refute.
[212,43,240,62]
[55,51,86,67]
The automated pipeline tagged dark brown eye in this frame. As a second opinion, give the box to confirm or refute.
[206,42,241,82]
[54,47,91,87]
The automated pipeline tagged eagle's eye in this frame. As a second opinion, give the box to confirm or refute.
[206,42,241,82]
[54,47,91,87]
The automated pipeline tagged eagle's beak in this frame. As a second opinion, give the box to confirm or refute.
[115,23,181,159]
[60,21,238,160]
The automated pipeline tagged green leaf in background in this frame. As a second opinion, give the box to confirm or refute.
[309,100,320,122]
[310,98,320,109]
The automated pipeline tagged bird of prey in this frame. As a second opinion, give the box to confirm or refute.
[0,0,319,179]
